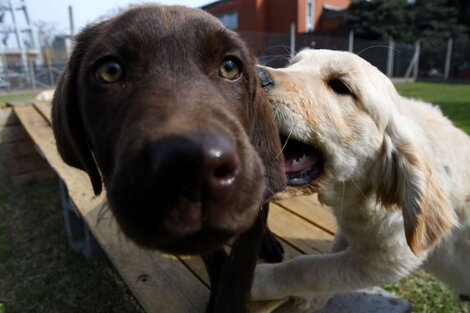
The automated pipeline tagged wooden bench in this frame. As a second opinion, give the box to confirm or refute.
[9,101,338,313]
[0,104,54,185]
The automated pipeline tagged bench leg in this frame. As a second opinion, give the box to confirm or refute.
[59,179,104,259]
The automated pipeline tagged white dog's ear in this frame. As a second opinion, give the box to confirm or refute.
[374,115,457,255]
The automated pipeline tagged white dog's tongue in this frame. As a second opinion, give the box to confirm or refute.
[285,153,319,173]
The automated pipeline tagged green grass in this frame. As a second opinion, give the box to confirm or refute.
[385,270,465,313]
[0,92,38,105]
[0,153,144,313]
[395,82,470,134]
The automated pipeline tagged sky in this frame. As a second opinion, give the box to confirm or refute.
[27,0,215,34]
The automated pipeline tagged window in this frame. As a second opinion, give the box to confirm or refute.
[306,0,314,32]
[218,11,238,29]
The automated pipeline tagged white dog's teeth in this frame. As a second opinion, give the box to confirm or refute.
[292,154,308,165]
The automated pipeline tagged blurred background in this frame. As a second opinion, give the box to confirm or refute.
[0,0,468,93]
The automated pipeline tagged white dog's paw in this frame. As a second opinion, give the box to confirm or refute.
[292,294,331,312]
[250,263,284,301]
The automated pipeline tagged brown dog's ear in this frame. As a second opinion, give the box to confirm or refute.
[374,115,457,255]
[250,78,286,200]
[52,26,103,195]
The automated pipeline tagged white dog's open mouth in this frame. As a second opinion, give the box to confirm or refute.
[281,135,324,185]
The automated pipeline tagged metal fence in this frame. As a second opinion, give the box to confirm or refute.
[0,30,468,93]
[0,59,66,91]
[240,30,470,82]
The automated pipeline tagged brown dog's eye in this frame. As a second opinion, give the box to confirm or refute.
[96,61,123,83]
[219,57,241,80]
[328,78,351,95]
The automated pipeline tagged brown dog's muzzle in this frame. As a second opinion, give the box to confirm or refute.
[107,130,260,254]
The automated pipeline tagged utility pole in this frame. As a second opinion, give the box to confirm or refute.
[68,5,74,36]
[0,0,36,70]
[0,0,37,87]
[290,23,296,58]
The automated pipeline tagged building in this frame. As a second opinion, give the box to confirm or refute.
[51,35,73,63]
[202,0,351,57]
[202,0,350,34]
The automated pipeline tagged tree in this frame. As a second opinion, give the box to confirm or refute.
[346,0,412,41]
[449,0,470,37]
[412,0,464,40]
[345,0,467,41]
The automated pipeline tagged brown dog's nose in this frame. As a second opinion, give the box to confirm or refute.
[202,134,240,192]
[149,133,239,199]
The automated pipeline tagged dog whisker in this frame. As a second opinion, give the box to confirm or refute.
[338,182,345,230]
[347,175,368,201]
[96,202,109,226]
[264,56,292,67]
[356,45,401,56]
[276,129,292,159]
[259,53,291,61]
[258,49,292,66]
[260,44,292,56]
[258,54,290,63]
[264,186,276,197]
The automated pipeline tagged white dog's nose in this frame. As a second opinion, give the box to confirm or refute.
[256,67,275,88]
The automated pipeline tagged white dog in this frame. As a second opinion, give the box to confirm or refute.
[251,49,470,311]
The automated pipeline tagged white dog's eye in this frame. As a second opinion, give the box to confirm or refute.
[327,78,351,96]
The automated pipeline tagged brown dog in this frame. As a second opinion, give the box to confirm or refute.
[52,5,286,312]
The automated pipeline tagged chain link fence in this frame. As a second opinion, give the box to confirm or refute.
[0,48,66,92]
[0,31,468,93]
[240,30,470,82]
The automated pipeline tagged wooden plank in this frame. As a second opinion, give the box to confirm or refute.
[276,195,337,235]
[13,104,210,313]
[0,124,29,143]
[268,203,333,254]
[86,208,209,313]
[177,224,307,287]
[12,104,101,208]
[0,108,19,127]
[178,255,211,286]
[176,202,330,312]
[33,101,52,124]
